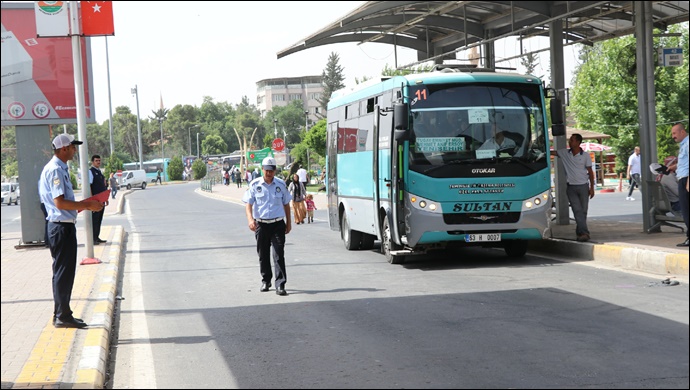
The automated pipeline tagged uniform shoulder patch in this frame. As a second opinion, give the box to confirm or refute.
[53,177,61,186]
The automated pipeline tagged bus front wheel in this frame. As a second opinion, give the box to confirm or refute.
[381,215,404,264]
[504,240,528,257]
[126,184,132,190]
[141,181,147,190]
[340,212,362,250]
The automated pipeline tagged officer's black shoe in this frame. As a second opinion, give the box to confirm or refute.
[260,282,271,292]
[54,317,87,328]
[96,238,107,243]
[276,288,287,296]
[53,316,84,325]
[677,238,689,247]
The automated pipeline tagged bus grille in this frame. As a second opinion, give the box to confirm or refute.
[443,212,521,225]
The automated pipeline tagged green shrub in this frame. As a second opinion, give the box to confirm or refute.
[192,159,207,180]
[168,156,184,181]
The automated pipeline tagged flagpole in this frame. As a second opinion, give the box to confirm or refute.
[70,0,96,256]
[106,36,114,156]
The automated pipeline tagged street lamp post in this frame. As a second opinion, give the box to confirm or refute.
[274,118,278,138]
[157,117,164,159]
[188,124,199,156]
[283,127,290,166]
[197,132,204,158]
[304,110,310,172]
[131,85,143,170]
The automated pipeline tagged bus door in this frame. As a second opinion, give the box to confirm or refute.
[327,121,339,230]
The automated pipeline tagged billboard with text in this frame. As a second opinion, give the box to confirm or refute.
[1,2,95,126]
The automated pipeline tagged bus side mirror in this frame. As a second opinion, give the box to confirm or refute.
[394,103,408,130]
[550,98,565,136]
[393,103,410,141]
[552,124,565,136]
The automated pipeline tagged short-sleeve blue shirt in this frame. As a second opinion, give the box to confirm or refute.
[677,135,689,179]
[242,176,291,220]
[38,155,77,221]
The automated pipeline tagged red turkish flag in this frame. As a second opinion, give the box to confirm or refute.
[81,1,114,36]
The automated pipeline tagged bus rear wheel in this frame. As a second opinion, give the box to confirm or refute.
[504,240,528,257]
[381,215,404,264]
[340,212,362,250]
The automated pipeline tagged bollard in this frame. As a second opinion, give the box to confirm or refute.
[618,173,623,192]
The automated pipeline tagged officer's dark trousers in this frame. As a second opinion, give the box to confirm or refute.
[92,208,104,240]
[255,220,287,288]
[48,222,77,320]
[678,176,689,239]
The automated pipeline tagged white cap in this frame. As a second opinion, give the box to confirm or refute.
[262,157,277,170]
[52,133,82,149]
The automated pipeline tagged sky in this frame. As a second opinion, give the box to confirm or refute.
[88,1,581,124]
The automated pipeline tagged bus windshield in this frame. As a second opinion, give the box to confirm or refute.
[408,83,548,168]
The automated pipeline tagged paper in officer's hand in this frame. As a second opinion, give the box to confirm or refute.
[78,190,110,213]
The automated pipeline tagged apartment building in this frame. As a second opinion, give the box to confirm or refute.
[256,75,324,122]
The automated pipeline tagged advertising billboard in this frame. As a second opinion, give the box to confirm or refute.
[1,2,95,125]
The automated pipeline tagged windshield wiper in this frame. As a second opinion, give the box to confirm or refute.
[501,156,538,172]
[422,159,487,174]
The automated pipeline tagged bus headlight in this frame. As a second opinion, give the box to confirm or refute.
[408,193,442,213]
[521,190,552,212]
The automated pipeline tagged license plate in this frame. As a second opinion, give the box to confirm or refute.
[465,233,501,242]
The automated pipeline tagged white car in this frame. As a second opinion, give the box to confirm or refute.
[1,182,19,205]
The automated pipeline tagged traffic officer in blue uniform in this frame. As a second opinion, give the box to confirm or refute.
[243,157,292,296]
[39,134,104,328]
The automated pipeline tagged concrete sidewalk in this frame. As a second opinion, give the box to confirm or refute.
[1,180,687,389]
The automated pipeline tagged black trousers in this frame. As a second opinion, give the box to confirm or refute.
[48,222,78,320]
[678,176,689,238]
[40,203,49,244]
[92,208,104,240]
[255,220,287,288]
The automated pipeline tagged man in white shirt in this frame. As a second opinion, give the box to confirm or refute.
[296,165,309,188]
[478,122,516,152]
[626,146,641,200]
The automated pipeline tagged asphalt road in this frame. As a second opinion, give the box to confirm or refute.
[106,183,689,389]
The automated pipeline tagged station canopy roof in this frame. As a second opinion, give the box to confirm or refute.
[277,1,689,67]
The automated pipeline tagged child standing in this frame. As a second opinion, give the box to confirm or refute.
[305,194,317,223]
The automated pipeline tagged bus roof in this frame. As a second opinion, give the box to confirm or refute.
[328,70,541,109]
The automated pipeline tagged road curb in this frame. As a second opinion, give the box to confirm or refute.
[530,238,689,276]
[74,225,125,389]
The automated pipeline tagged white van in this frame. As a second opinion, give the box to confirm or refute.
[1,182,19,205]
[120,170,147,190]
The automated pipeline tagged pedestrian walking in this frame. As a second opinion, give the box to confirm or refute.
[109,172,118,199]
[242,157,292,296]
[305,193,317,223]
[626,146,641,201]
[38,134,103,328]
[288,174,307,224]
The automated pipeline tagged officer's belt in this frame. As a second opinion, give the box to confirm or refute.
[256,217,283,223]
[50,219,76,224]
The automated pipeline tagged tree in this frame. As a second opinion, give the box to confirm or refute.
[570,24,688,172]
[318,52,346,114]
[104,154,123,178]
[304,118,326,157]
[167,156,184,181]
[201,134,227,156]
[192,158,207,180]
[520,49,539,76]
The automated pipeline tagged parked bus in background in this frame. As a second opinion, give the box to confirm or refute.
[326,66,565,264]
[221,152,242,172]
[123,158,171,183]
